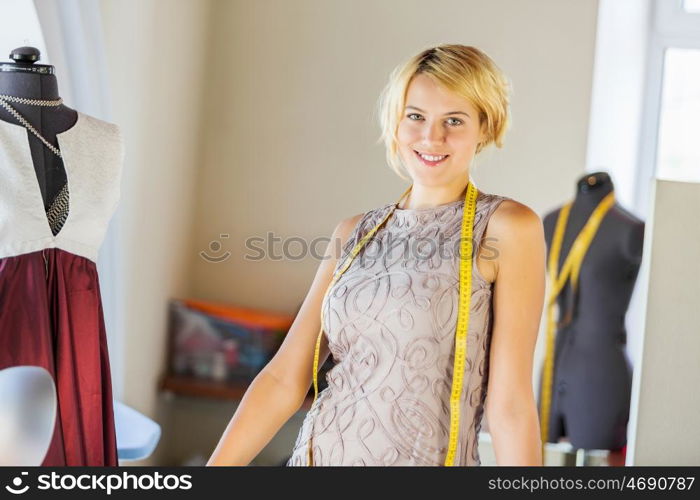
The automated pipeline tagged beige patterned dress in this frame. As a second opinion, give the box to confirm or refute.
[287,190,510,466]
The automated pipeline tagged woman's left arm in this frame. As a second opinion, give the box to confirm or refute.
[483,200,546,466]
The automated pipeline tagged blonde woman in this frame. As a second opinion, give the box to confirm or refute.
[208,44,545,466]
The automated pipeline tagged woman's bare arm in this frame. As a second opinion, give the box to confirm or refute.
[206,213,364,466]
[484,200,546,466]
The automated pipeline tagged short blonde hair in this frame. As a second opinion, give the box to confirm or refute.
[376,44,511,180]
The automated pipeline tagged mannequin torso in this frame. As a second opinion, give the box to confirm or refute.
[540,171,645,450]
[0,47,77,213]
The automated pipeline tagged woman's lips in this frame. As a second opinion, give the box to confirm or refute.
[414,150,449,167]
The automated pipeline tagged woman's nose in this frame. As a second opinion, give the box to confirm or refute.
[422,120,445,143]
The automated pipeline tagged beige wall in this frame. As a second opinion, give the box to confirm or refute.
[191,0,599,311]
[187,0,599,466]
[627,180,700,465]
[102,0,600,465]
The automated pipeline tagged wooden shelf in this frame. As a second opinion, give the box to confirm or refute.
[159,374,315,410]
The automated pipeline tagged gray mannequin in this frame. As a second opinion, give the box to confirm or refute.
[0,46,77,235]
[538,171,644,462]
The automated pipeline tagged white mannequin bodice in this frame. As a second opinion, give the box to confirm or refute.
[0,112,123,263]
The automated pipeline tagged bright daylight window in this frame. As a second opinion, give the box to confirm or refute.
[656,48,700,183]
[684,0,700,13]
[651,0,700,184]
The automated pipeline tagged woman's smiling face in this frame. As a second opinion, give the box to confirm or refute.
[397,73,485,187]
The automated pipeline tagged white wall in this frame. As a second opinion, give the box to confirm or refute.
[0,1,48,68]
[99,0,212,465]
[584,0,654,394]
[586,0,652,212]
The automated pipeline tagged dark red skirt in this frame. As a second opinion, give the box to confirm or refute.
[0,247,118,466]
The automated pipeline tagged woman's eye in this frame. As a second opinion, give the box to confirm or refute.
[405,113,462,126]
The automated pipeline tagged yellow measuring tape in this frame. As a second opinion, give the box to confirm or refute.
[539,191,615,457]
[307,181,479,466]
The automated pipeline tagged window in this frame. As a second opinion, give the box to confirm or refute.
[650,1,700,184]
[684,0,700,14]
[634,0,700,214]
[656,48,700,183]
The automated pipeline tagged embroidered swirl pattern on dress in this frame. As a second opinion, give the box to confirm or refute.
[287,190,510,466]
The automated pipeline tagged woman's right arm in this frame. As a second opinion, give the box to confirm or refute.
[206,213,364,466]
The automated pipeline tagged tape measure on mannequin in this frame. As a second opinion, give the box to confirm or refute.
[539,191,615,457]
[307,181,479,466]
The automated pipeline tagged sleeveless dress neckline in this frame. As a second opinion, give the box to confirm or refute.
[0,111,83,240]
[391,190,485,217]
[394,197,464,213]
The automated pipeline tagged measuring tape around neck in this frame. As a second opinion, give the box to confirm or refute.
[307,181,479,466]
[539,191,615,458]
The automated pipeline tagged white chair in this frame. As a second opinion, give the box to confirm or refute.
[0,365,161,464]
[0,366,57,466]
[114,400,161,461]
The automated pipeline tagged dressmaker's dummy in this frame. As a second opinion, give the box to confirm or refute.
[0,46,121,465]
[0,47,76,229]
[538,172,644,463]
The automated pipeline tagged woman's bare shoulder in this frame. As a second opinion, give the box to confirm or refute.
[330,203,393,258]
[326,212,365,262]
[485,198,545,280]
[334,202,394,240]
[335,212,365,238]
[489,198,543,234]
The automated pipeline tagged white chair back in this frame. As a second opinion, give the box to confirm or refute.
[0,366,57,466]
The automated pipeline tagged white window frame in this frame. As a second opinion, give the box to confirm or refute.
[636,0,700,216]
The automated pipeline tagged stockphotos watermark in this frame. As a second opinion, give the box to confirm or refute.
[199,231,499,263]
[4,470,192,496]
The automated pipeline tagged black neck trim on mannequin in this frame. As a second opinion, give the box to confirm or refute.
[0,63,55,75]
[0,70,61,103]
